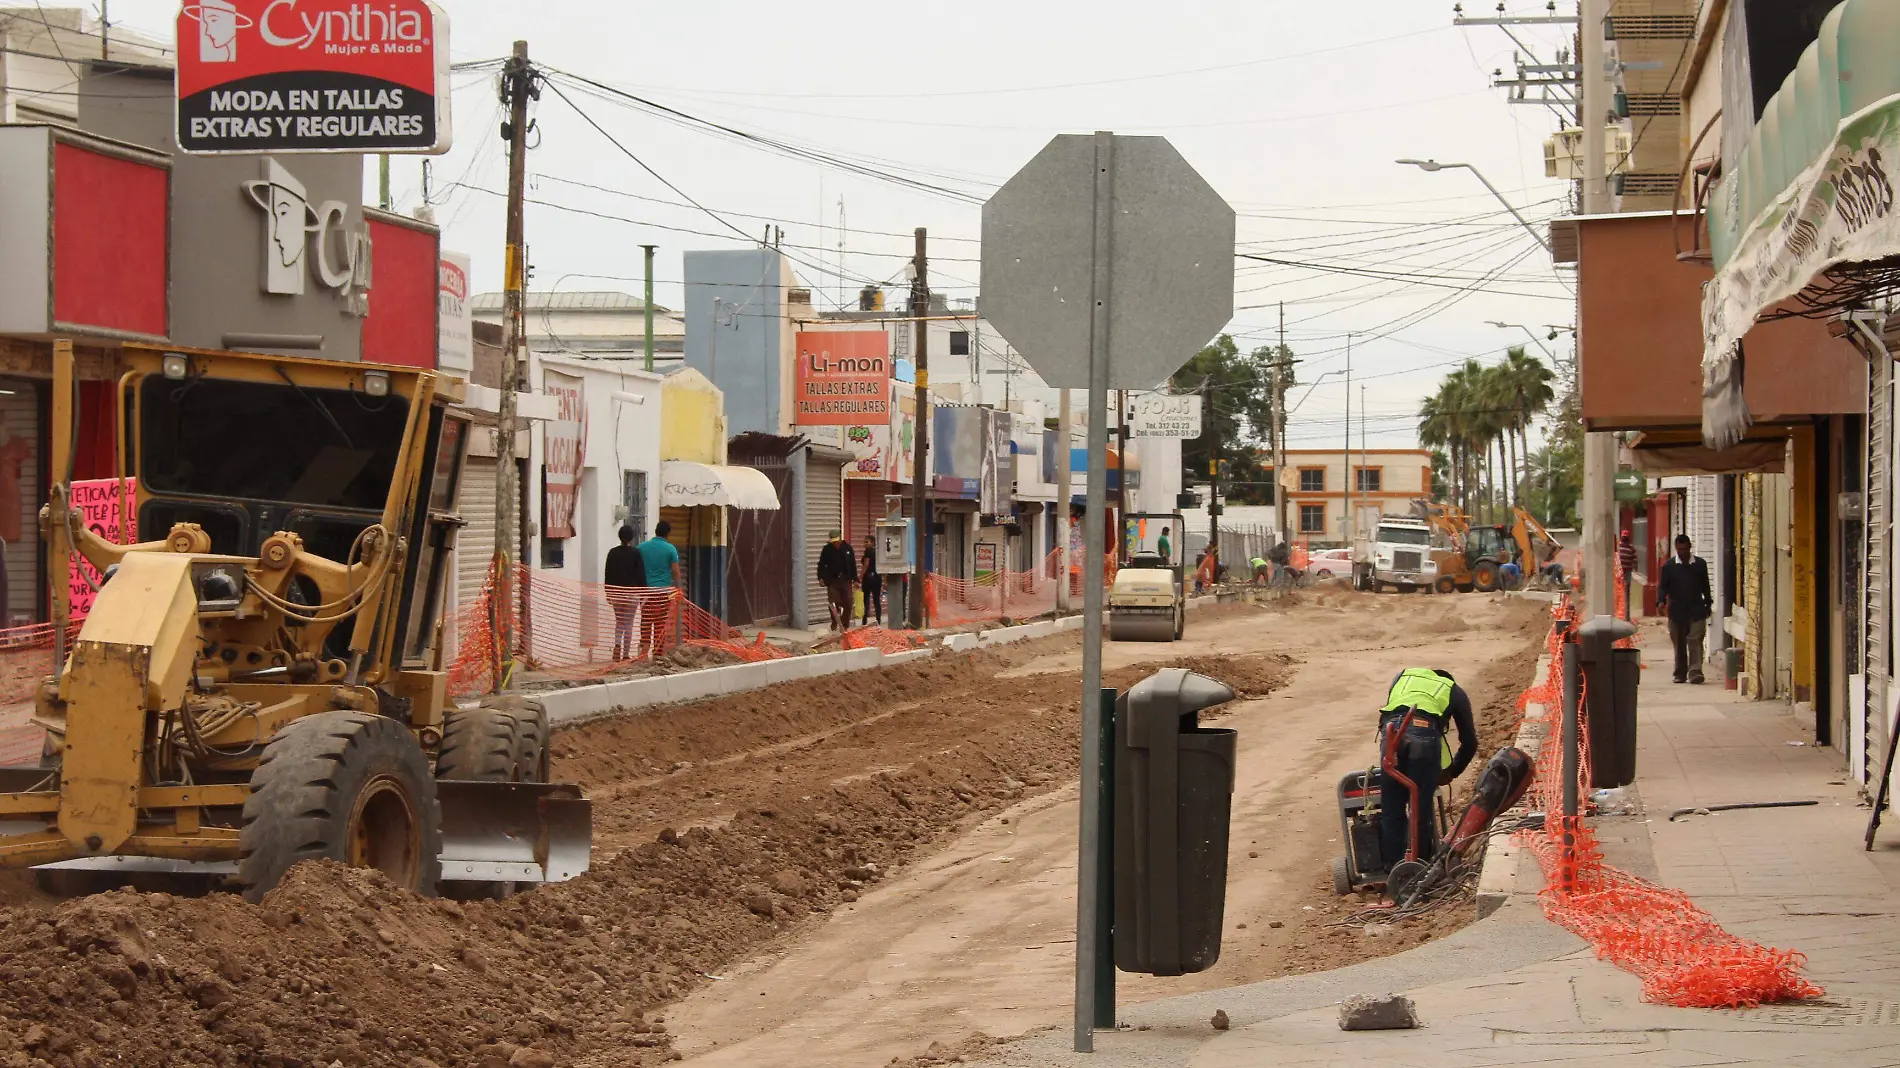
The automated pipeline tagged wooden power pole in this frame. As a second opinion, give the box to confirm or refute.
[908,228,931,629]
[493,40,534,691]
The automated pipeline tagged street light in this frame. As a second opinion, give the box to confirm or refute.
[1396,159,1553,255]
[1487,320,1560,358]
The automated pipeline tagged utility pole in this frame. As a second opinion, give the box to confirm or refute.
[908,228,932,630]
[1580,0,1616,617]
[1341,333,1353,546]
[494,39,535,692]
[1057,388,1073,612]
[1359,384,1368,526]
[641,245,657,373]
[1276,302,1290,548]
[709,298,724,384]
[379,155,391,211]
[1207,455,1220,571]
[98,0,107,58]
[1115,389,1128,561]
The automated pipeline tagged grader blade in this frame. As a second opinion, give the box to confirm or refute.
[436,780,592,884]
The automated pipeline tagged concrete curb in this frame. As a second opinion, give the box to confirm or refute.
[1474,653,1552,917]
[540,597,1225,729]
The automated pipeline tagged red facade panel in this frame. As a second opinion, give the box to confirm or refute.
[52,142,167,338]
[1578,212,1865,430]
[362,217,438,369]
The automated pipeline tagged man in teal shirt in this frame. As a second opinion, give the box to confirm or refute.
[637,521,682,656]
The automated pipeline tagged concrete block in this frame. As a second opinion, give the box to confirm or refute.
[1055,615,1085,632]
[1338,994,1419,1031]
[665,667,726,704]
[977,624,1033,647]
[843,648,884,670]
[944,633,980,653]
[540,683,610,727]
[801,651,855,679]
[610,675,672,711]
[882,648,932,666]
[764,657,816,685]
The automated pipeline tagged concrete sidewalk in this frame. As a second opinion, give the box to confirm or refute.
[977,624,1900,1068]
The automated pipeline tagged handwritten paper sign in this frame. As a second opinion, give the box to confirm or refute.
[1128,393,1202,439]
[69,478,136,619]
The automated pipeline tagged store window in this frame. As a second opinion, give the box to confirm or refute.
[1356,468,1382,492]
[1298,468,1326,493]
[1299,504,1327,534]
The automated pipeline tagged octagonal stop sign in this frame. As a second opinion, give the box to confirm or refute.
[980,134,1235,390]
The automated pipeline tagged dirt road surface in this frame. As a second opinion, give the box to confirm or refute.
[0,592,1543,1068]
[662,591,1546,1068]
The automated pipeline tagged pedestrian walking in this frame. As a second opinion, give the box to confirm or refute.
[637,521,682,657]
[1617,530,1639,618]
[1656,534,1713,684]
[860,534,884,627]
[604,525,645,660]
[817,530,857,631]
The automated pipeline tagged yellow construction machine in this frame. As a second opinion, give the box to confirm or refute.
[1,343,589,900]
[1108,512,1186,642]
[1417,501,1566,594]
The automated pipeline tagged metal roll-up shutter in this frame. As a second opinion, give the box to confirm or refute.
[845,480,884,550]
[804,458,846,619]
[1868,357,1893,783]
[455,456,499,612]
[0,385,37,627]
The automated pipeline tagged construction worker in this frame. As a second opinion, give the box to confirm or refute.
[1377,668,1479,873]
[1251,555,1272,585]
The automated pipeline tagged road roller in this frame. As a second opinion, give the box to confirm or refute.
[1109,512,1186,642]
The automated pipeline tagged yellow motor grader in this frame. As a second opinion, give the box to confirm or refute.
[0,342,589,900]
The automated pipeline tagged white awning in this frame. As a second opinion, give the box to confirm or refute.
[659,460,781,510]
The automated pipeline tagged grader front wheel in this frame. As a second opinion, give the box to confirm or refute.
[237,712,443,903]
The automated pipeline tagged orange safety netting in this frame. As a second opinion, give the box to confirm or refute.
[685,632,794,663]
[840,626,928,654]
[447,559,750,697]
[930,549,1083,628]
[0,623,71,709]
[1517,596,1822,1009]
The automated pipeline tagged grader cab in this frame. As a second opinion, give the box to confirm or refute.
[0,343,589,899]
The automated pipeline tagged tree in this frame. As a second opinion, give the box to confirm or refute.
[1170,334,1287,507]
[1499,346,1556,506]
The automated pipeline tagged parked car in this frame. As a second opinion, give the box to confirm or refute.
[1308,548,1354,578]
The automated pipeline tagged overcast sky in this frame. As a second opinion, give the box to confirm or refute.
[89,0,1581,450]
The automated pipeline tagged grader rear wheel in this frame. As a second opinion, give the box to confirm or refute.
[237,711,442,903]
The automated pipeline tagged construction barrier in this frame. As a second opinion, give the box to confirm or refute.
[840,626,928,654]
[935,549,1083,628]
[448,562,744,697]
[0,623,68,710]
[1517,596,1821,1009]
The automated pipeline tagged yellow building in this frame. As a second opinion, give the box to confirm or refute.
[658,369,779,620]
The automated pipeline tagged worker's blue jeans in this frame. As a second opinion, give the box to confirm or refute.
[1379,725,1442,868]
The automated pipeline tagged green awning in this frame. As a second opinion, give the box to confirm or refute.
[1702,0,1900,447]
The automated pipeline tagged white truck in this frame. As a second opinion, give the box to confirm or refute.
[1351,515,1437,593]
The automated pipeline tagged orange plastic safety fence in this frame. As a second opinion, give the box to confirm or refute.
[840,626,928,654]
[930,550,1076,628]
[1517,598,1821,1009]
[0,623,74,709]
[448,562,744,697]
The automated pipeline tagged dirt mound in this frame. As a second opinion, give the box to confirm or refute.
[1168,653,1296,699]
[0,639,1292,1068]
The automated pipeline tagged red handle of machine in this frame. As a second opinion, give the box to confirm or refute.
[1380,708,1423,866]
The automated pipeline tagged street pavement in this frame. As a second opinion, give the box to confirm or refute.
[977,621,1900,1068]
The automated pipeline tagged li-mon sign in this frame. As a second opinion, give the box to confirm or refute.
[794,331,891,426]
[176,0,452,155]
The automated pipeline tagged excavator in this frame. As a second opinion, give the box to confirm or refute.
[1417,502,1565,594]
[0,342,590,900]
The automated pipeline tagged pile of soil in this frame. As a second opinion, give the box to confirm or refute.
[0,634,1293,1068]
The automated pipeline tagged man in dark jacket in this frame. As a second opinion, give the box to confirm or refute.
[816,530,857,631]
[1656,533,1714,684]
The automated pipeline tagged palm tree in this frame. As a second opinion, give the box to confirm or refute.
[1499,347,1556,508]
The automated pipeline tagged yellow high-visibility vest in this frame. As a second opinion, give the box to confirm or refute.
[1381,668,1455,769]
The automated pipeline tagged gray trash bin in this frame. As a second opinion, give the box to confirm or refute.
[1113,669,1238,976]
[1577,616,1639,789]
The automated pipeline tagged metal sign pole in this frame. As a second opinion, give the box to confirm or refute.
[1074,129,1115,1054]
